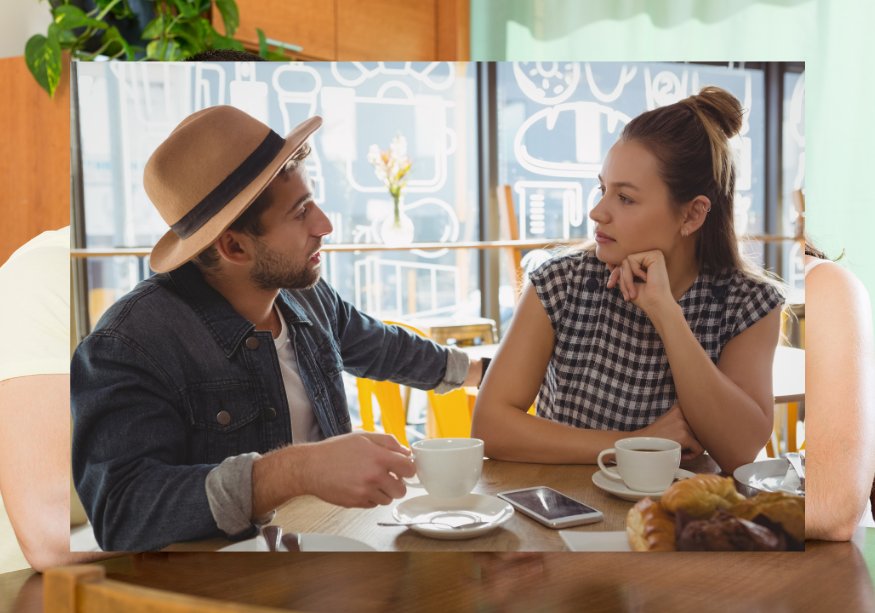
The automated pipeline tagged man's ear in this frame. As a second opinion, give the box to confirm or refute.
[213,231,254,265]
[681,195,711,237]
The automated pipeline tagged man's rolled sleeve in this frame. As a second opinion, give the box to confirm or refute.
[434,347,470,394]
[205,452,275,538]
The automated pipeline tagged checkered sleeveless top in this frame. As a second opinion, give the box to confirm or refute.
[529,249,784,430]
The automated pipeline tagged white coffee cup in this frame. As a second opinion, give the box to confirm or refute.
[596,437,681,493]
[411,438,484,499]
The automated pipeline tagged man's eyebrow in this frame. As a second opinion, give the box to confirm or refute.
[288,193,314,213]
[597,175,640,191]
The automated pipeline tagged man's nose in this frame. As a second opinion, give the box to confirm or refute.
[313,205,333,237]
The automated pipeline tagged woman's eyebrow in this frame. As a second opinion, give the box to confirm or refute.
[597,175,641,191]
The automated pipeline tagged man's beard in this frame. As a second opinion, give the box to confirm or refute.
[250,238,320,290]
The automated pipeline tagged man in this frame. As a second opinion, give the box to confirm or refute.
[72,106,483,551]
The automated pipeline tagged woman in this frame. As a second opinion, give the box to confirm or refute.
[472,87,784,474]
[804,242,875,540]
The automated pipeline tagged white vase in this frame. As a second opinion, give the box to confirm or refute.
[380,201,415,245]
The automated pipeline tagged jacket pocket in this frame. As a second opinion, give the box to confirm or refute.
[185,381,262,464]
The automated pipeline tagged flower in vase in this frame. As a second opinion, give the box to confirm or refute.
[367,134,412,223]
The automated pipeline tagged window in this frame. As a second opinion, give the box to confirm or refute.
[74,61,479,330]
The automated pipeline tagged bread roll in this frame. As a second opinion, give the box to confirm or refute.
[729,491,804,543]
[626,497,676,551]
[661,474,745,519]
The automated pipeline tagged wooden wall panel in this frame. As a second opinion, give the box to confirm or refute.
[336,0,436,60]
[437,0,470,60]
[217,0,337,60]
[0,57,70,266]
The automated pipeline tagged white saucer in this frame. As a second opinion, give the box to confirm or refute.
[591,469,695,502]
[218,533,376,552]
[392,493,514,540]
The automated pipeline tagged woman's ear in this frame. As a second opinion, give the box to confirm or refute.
[681,196,712,237]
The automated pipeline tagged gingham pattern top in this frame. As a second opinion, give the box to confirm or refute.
[529,249,784,431]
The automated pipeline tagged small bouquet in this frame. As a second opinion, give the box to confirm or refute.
[368,135,412,224]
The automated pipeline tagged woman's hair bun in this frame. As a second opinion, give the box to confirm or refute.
[687,86,744,139]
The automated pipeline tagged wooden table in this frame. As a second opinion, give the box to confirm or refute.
[4,535,875,612]
[169,456,720,553]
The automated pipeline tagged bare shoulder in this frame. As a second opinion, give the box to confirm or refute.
[805,256,871,314]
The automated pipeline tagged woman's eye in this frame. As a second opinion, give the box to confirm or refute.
[618,194,633,204]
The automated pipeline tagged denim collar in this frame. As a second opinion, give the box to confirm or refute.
[165,262,312,358]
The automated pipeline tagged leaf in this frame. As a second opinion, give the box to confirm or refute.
[51,5,92,30]
[25,31,62,96]
[103,26,138,59]
[169,0,200,20]
[257,27,268,56]
[141,16,166,41]
[255,28,287,61]
[214,0,239,36]
[146,38,182,61]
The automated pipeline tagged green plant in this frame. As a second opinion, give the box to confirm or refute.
[25,0,289,97]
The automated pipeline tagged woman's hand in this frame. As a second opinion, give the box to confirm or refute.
[637,404,704,461]
[606,250,675,318]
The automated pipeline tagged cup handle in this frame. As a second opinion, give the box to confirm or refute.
[403,476,424,488]
[597,448,622,480]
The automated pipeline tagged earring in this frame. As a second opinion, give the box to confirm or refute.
[681,228,688,237]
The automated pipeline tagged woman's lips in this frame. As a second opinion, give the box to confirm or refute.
[594,232,615,244]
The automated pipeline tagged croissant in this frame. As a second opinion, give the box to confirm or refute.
[660,474,745,519]
[729,491,805,543]
[626,497,676,551]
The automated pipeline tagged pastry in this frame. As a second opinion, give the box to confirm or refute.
[676,510,783,551]
[660,474,745,518]
[626,497,676,551]
[729,491,804,543]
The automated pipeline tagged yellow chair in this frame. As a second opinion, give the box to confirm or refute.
[765,402,803,458]
[356,321,474,442]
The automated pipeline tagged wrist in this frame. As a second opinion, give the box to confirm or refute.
[647,301,685,336]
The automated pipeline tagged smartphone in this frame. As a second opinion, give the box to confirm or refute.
[497,486,603,529]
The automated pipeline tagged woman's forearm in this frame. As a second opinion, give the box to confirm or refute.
[649,304,772,471]
[471,400,626,464]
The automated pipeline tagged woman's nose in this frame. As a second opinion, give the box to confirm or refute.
[589,196,607,223]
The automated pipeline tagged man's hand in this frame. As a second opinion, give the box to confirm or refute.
[302,432,416,507]
[637,404,704,461]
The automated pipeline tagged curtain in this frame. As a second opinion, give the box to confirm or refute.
[470,0,875,323]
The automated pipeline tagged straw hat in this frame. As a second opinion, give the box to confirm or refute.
[144,105,322,273]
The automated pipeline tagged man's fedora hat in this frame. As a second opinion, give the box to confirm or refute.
[144,105,322,273]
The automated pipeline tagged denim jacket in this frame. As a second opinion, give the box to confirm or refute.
[71,263,459,551]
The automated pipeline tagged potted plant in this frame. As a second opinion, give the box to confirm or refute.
[25,0,289,97]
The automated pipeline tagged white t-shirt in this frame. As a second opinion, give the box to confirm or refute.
[0,227,71,573]
[273,306,320,444]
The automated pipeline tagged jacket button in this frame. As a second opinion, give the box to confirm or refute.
[264,406,277,420]
[245,336,260,350]
[216,410,232,426]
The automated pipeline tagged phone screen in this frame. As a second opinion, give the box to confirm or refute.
[501,487,597,519]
